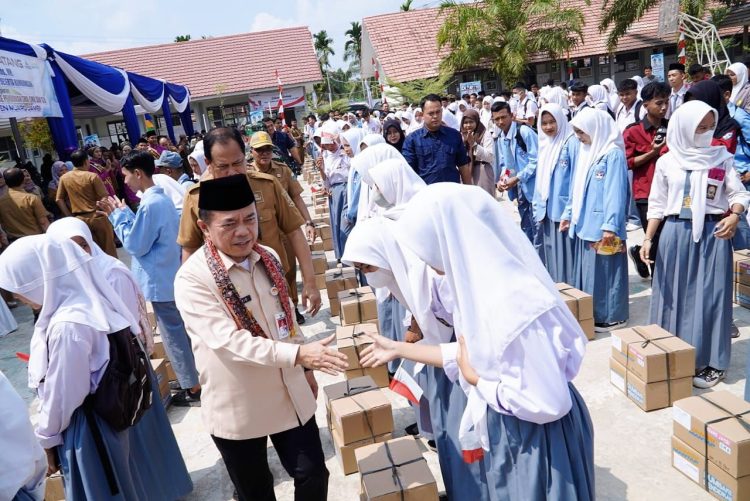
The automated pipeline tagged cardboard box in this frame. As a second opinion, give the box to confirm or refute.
[147,310,158,332]
[150,358,171,406]
[318,223,333,240]
[315,273,327,290]
[556,283,593,320]
[355,436,438,501]
[312,251,328,275]
[673,391,750,463]
[331,299,341,317]
[337,324,379,369]
[326,268,359,299]
[610,358,692,412]
[323,237,334,252]
[151,335,167,360]
[165,360,177,382]
[313,215,331,227]
[324,375,379,415]
[346,366,391,389]
[707,412,750,479]
[339,287,378,325]
[580,318,595,341]
[611,325,696,383]
[672,434,706,488]
[45,474,66,501]
[310,240,325,252]
[330,389,394,445]
[733,249,750,275]
[734,283,750,308]
[314,205,329,216]
[332,424,392,475]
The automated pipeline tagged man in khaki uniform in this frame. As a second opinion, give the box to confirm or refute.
[55,150,118,257]
[248,131,316,323]
[0,168,49,239]
[174,174,347,501]
[178,128,321,316]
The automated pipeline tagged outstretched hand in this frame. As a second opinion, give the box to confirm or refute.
[359,332,401,368]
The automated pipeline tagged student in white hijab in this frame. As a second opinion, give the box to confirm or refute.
[443,103,461,130]
[587,84,610,112]
[726,62,750,107]
[600,78,621,112]
[343,134,388,230]
[364,158,427,220]
[407,107,424,135]
[357,184,594,500]
[187,148,208,177]
[0,237,193,500]
[643,100,750,388]
[532,103,580,284]
[0,368,47,501]
[545,86,572,118]
[479,96,494,127]
[342,216,491,501]
[349,143,405,223]
[341,128,368,234]
[562,108,629,332]
[47,217,154,354]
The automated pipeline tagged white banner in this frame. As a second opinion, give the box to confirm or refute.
[459,81,482,96]
[0,49,62,118]
[248,86,305,111]
[650,53,666,83]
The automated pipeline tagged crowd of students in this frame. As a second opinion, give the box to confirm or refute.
[2,58,750,500]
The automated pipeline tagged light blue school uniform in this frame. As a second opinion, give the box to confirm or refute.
[729,105,750,249]
[533,136,579,284]
[564,147,629,324]
[498,123,538,243]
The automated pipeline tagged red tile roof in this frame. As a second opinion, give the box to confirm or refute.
[363,3,742,81]
[83,27,323,99]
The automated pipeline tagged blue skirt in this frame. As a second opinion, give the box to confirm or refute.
[484,384,595,501]
[58,377,193,500]
[539,218,577,285]
[574,238,629,324]
[377,295,407,373]
[650,218,732,371]
[329,183,348,259]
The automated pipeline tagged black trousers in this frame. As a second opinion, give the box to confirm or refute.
[211,417,329,501]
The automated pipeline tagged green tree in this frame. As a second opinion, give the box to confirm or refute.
[437,0,586,86]
[19,119,54,153]
[174,34,191,42]
[344,22,363,75]
[386,74,454,104]
[401,0,414,11]
[314,30,336,103]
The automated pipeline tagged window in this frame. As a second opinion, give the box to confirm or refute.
[0,136,17,162]
[155,113,183,131]
[221,103,250,127]
[107,120,129,146]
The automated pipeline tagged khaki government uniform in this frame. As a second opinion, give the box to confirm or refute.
[178,171,304,278]
[250,160,305,305]
[174,245,315,439]
[0,188,48,238]
[55,168,118,257]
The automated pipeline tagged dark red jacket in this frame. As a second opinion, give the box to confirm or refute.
[624,119,669,200]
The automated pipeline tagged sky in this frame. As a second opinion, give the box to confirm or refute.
[0,0,447,69]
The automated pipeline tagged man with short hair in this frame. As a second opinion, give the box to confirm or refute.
[146,131,163,159]
[402,94,472,185]
[263,118,302,168]
[0,168,49,239]
[136,137,149,152]
[512,82,539,127]
[175,174,347,501]
[97,150,201,406]
[249,131,315,324]
[157,150,195,187]
[666,62,688,119]
[689,63,709,84]
[361,108,381,134]
[643,65,657,84]
[55,149,117,257]
[615,79,642,132]
[569,80,590,118]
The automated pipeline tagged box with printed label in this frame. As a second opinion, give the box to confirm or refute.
[346,366,391,389]
[610,325,695,383]
[151,335,167,360]
[355,436,438,501]
[734,282,750,308]
[332,423,392,475]
[150,358,171,407]
[609,358,692,412]
[707,412,750,479]
[326,268,359,299]
[733,249,750,275]
[45,474,66,501]
[330,389,394,445]
[337,324,379,369]
[311,251,328,275]
[339,287,378,325]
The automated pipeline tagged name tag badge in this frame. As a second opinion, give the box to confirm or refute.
[595,170,605,180]
[682,195,692,209]
[275,312,290,340]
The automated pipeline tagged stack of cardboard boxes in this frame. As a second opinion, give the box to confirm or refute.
[557,283,595,340]
[145,308,173,407]
[313,192,329,218]
[150,357,172,408]
[311,250,329,290]
[310,223,334,252]
[671,390,750,500]
[45,474,66,500]
[325,267,359,317]
[338,287,378,326]
[733,250,750,308]
[323,376,395,475]
[336,324,390,387]
[609,325,695,411]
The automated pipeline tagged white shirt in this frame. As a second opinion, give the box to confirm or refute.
[647,157,750,219]
[515,97,539,121]
[615,101,641,132]
[666,85,688,119]
[323,147,350,187]
[367,117,382,134]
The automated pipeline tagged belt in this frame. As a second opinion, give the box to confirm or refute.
[73,210,97,216]
[666,214,724,222]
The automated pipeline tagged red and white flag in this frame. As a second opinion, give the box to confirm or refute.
[677,30,687,65]
[275,69,287,129]
[373,57,387,105]
[389,362,423,405]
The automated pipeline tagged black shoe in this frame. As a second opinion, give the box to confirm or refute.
[426,439,437,452]
[629,245,650,279]
[172,388,202,407]
[731,321,740,339]
[168,380,181,391]
[405,423,419,436]
[594,320,627,333]
[295,307,306,325]
[693,367,726,389]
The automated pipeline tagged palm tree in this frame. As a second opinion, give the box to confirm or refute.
[400,0,414,11]
[437,0,586,87]
[314,30,335,103]
[174,34,191,42]
[344,22,362,73]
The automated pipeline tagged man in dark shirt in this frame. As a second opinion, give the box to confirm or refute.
[263,117,302,167]
[401,94,472,185]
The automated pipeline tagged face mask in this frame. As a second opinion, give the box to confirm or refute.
[372,187,394,209]
[694,129,714,148]
[364,269,391,289]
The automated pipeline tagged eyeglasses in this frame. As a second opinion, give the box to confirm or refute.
[254,146,273,153]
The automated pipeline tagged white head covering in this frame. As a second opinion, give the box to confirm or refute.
[341,128,367,157]
[631,75,644,99]
[0,237,140,388]
[360,133,386,150]
[151,173,186,211]
[600,78,621,111]
[545,86,571,111]
[728,62,749,104]
[188,148,208,174]
[588,85,608,106]
[320,120,340,145]
[350,143,405,222]
[569,108,625,225]
[394,183,573,450]
[365,158,427,220]
[661,100,733,242]
[341,217,453,346]
[442,107,461,130]
[536,104,574,203]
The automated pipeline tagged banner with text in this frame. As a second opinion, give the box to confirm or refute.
[0,49,62,118]
[248,86,305,112]
[459,81,482,96]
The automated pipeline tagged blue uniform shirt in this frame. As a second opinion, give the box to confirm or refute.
[532,136,580,222]
[402,126,470,184]
[272,130,297,162]
[498,122,538,201]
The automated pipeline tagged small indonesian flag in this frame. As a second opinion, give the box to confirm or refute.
[389,363,423,405]
[677,30,687,65]
[275,69,287,129]
[16,352,29,362]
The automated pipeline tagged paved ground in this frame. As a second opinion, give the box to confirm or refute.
[2,186,748,500]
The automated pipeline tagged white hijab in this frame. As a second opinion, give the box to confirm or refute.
[588,84,609,110]
[188,148,208,174]
[443,106,460,130]
[341,217,453,346]
[366,158,426,220]
[150,174,185,211]
[0,237,140,388]
[728,62,749,104]
[394,183,569,450]
[631,75,644,98]
[361,133,386,150]
[661,100,733,242]
[536,104,574,203]
[569,108,625,225]
[545,86,571,112]
[600,78,621,112]
[350,143,405,222]
[343,128,369,205]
